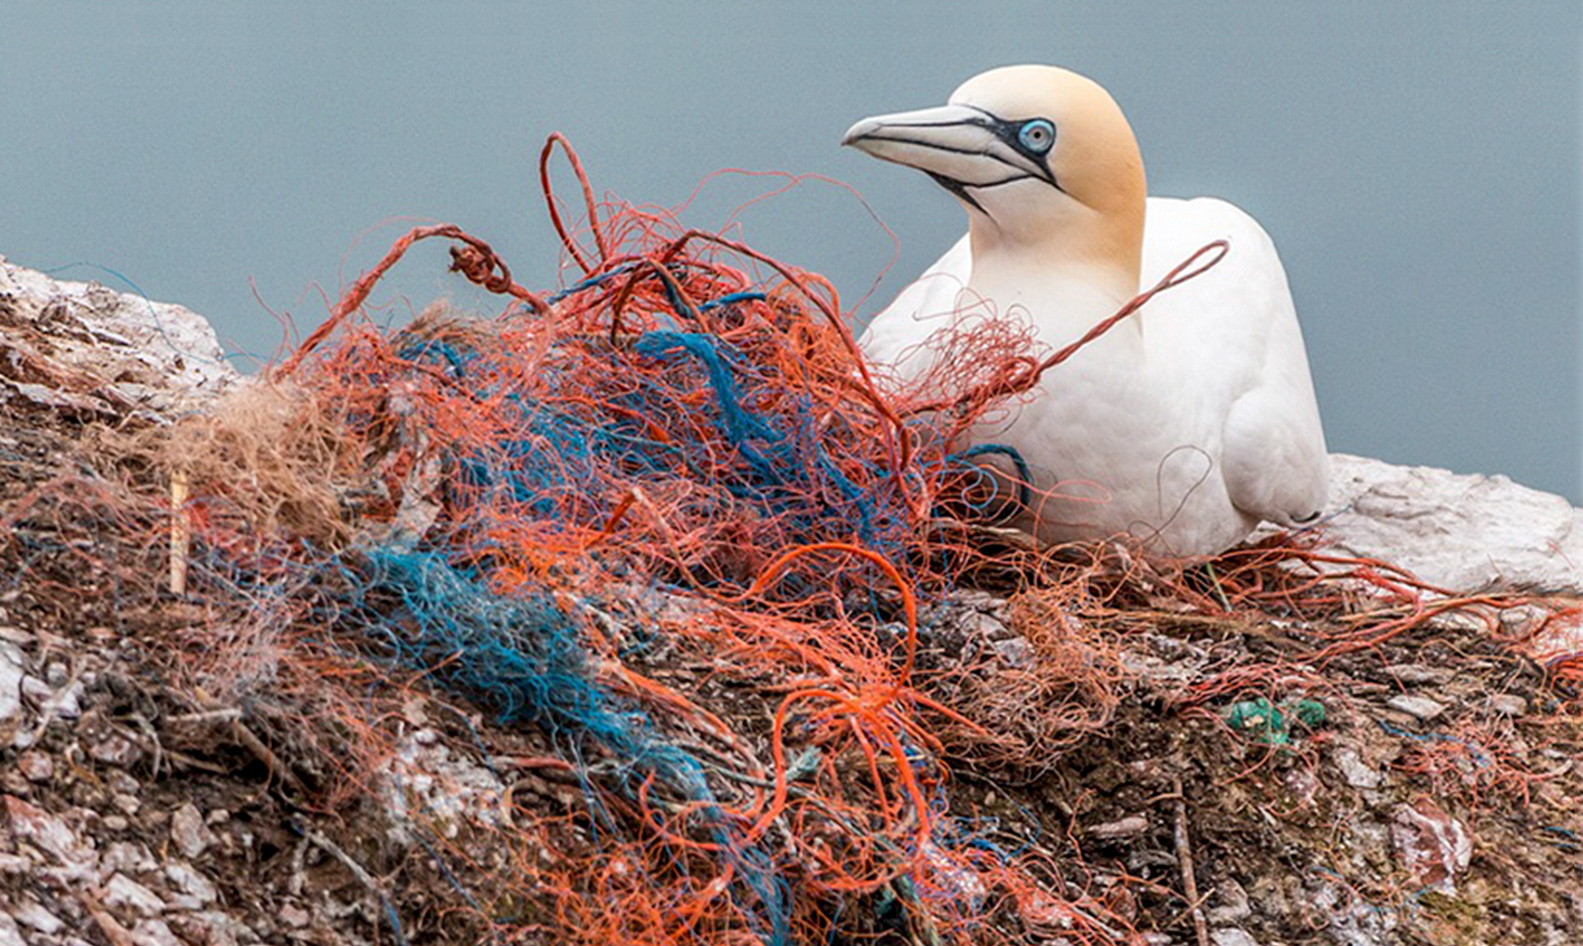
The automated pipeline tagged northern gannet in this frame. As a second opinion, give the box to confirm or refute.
[844,65,1328,555]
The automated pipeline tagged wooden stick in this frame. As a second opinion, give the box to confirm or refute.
[169,469,190,595]
[1173,775,1210,946]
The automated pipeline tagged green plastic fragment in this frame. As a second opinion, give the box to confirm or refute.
[1226,698,1288,744]
[1224,697,1326,745]
[1288,698,1326,729]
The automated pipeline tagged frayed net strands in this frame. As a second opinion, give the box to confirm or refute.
[129,133,1223,944]
[37,132,1574,946]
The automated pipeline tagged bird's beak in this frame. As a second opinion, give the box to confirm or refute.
[842,104,1047,188]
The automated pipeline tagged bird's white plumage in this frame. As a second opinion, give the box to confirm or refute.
[847,66,1328,555]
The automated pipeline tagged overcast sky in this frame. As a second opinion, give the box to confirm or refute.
[3,2,1579,500]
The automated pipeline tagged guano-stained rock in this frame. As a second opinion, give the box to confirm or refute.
[1319,454,1583,594]
[0,254,237,414]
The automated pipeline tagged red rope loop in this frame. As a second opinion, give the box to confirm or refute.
[275,224,550,379]
[606,257,713,345]
[539,132,611,275]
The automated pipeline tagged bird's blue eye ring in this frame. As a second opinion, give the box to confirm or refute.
[1017,119,1055,154]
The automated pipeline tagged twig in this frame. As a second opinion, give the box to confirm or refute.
[228,716,308,796]
[1173,775,1210,946]
[78,889,139,946]
[189,688,309,795]
[1202,561,1233,612]
[162,748,232,775]
[16,660,87,750]
[294,819,409,946]
[116,713,230,776]
[166,707,244,725]
[130,713,164,781]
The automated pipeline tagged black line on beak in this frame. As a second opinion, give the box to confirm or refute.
[927,172,987,214]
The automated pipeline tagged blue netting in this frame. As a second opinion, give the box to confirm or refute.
[352,547,789,944]
[376,314,925,574]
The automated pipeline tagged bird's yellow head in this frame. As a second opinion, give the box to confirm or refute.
[844,65,1145,284]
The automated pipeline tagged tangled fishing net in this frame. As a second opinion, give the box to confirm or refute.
[10,134,1582,946]
[133,135,1120,945]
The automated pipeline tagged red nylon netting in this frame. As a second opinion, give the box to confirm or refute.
[41,132,1578,945]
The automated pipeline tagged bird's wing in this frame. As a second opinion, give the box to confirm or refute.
[1141,196,1329,523]
[857,234,972,380]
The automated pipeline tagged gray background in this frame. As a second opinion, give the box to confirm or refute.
[3,2,1580,500]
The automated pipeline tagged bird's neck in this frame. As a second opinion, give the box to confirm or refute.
[967,220,1143,337]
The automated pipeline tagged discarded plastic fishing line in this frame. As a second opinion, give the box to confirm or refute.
[115,132,1313,946]
[349,547,790,943]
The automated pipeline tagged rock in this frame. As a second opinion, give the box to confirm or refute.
[170,913,250,946]
[1087,814,1149,840]
[991,637,1033,668]
[1313,877,1399,946]
[103,873,167,916]
[1391,797,1471,894]
[47,681,84,720]
[1211,929,1260,946]
[1333,746,1384,790]
[164,861,219,909]
[0,913,23,946]
[1386,694,1446,721]
[1342,816,1393,873]
[11,897,64,935]
[16,751,51,782]
[19,675,51,705]
[1284,766,1321,807]
[169,803,216,859]
[0,642,24,732]
[177,913,246,946]
[90,733,143,767]
[1206,878,1252,925]
[1122,646,1208,684]
[279,904,311,928]
[0,255,237,414]
[1384,663,1452,685]
[1320,454,1583,594]
[956,608,1011,639]
[130,918,184,946]
[1125,849,1179,871]
[4,795,97,878]
[1490,694,1528,717]
[378,733,504,844]
[102,841,157,875]
[22,673,83,722]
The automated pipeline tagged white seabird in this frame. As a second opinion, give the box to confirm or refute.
[844,64,1329,556]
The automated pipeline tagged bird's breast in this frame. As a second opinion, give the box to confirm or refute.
[955,269,1251,552]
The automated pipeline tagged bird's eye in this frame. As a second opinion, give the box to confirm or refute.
[1017,119,1055,154]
